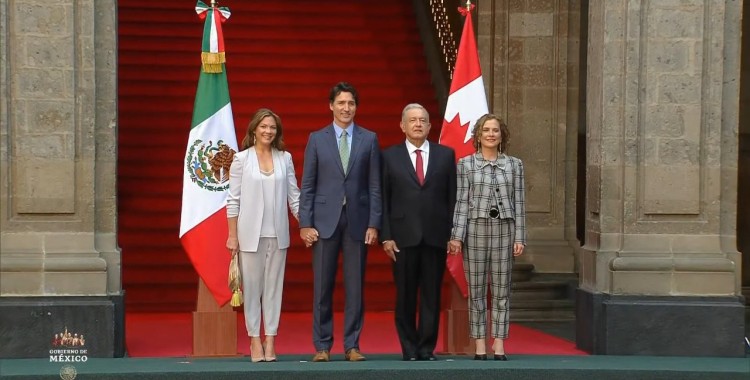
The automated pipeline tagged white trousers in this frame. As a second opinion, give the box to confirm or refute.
[240,237,287,337]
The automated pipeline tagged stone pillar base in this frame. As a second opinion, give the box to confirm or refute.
[0,294,125,358]
[576,288,746,357]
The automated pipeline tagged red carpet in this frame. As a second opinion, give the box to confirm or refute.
[126,312,587,357]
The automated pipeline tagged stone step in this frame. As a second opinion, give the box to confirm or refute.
[511,308,576,322]
[511,299,574,310]
[511,263,535,282]
[511,281,570,300]
[511,298,575,322]
[512,272,576,322]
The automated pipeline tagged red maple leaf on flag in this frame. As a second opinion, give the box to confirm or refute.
[439,116,475,161]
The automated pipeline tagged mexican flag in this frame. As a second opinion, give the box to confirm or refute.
[438,3,489,298]
[179,1,238,306]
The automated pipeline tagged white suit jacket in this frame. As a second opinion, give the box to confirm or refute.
[226,147,301,252]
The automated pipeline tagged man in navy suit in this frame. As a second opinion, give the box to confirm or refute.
[381,103,456,361]
[299,82,382,362]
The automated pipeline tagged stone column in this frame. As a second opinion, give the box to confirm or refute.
[0,0,122,358]
[476,0,578,273]
[577,0,745,357]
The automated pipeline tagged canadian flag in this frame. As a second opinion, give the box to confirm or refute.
[438,4,488,298]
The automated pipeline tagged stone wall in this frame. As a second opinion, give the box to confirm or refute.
[475,0,578,273]
[0,0,119,297]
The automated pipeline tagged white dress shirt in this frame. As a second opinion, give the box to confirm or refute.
[333,122,354,156]
[405,139,429,174]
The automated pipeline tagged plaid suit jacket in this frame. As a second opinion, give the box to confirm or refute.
[450,152,526,245]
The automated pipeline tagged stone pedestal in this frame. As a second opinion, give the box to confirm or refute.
[577,290,745,357]
[0,295,125,359]
[577,0,745,357]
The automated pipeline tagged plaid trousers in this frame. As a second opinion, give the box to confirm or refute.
[463,217,515,339]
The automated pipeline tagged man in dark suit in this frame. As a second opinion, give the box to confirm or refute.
[299,82,382,362]
[381,103,457,361]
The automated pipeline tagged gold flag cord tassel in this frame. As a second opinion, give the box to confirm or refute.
[201,51,226,73]
[228,252,243,306]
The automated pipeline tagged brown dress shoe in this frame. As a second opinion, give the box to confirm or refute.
[312,350,330,362]
[344,348,366,362]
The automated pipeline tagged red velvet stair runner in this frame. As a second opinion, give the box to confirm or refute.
[118,0,442,312]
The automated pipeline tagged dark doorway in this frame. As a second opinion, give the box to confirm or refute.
[738,1,750,299]
[575,0,589,245]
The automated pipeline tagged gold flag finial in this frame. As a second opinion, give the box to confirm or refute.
[466,0,472,11]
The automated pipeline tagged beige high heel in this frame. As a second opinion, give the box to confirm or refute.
[250,337,265,363]
[263,337,277,362]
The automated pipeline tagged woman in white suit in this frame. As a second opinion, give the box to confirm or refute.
[226,108,300,362]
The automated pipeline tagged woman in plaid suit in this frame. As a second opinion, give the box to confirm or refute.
[448,114,526,361]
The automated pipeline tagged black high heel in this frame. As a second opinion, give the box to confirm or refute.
[494,354,508,361]
[473,353,487,360]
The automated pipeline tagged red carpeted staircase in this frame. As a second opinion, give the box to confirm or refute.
[118,1,442,312]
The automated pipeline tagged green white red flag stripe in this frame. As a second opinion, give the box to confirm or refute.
[180,1,238,306]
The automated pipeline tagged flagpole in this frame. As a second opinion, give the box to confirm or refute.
[461,0,495,114]
[187,0,239,357]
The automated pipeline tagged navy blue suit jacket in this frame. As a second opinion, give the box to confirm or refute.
[299,124,382,240]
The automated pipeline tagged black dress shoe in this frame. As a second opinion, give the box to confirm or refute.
[418,353,437,361]
[473,354,487,360]
[402,355,417,361]
[494,354,508,361]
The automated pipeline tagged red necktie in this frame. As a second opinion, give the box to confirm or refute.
[415,149,424,185]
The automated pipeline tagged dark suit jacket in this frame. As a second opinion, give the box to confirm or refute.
[299,124,382,240]
[381,141,457,249]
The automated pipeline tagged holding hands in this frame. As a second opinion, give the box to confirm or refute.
[300,227,319,247]
[299,227,379,248]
